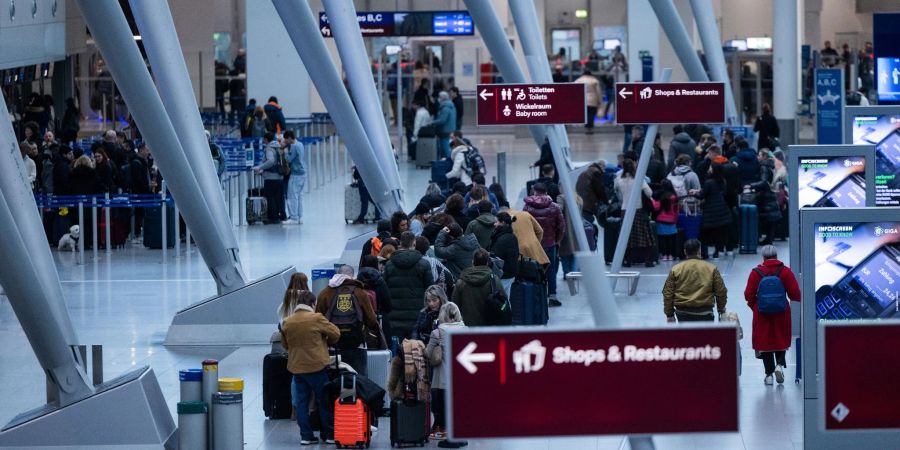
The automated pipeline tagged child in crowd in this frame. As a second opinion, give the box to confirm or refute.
[654,179,679,261]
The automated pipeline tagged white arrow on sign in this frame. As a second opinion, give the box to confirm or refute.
[479,89,494,101]
[456,342,496,374]
[618,87,632,100]
[321,26,331,36]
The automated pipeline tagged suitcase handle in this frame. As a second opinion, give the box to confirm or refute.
[339,373,357,404]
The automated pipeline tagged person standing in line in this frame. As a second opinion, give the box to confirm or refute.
[281,290,340,446]
[282,130,306,225]
[743,245,801,385]
[253,132,285,224]
[663,239,728,322]
[424,302,465,444]
[449,87,464,132]
[264,96,286,135]
[430,91,457,159]
[693,163,733,259]
[523,183,567,306]
[615,159,656,267]
[753,103,780,151]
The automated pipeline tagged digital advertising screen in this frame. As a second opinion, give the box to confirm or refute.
[877,57,900,103]
[797,156,866,208]
[848,111,900,206]
[812,221,900,320]
[319,11,474,37]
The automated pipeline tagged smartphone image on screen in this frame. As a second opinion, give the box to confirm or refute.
[876,129,900,176]
[817,244,900,320]
[812,174,866,208]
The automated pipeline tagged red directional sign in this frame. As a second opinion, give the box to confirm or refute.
[615,82,726,125]
[822,322,900,431]
[476,83,586,126]
[447,326,738,439]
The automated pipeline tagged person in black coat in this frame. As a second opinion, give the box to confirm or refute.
[754,103,780,150]
[695,163,733,258]
[531,137,558,183]
[488,212,519,296]
[752,152,783,245]
[92,148,117,193]
[357,255,393,339]
[419,183,447,210]
[52,146,74,195]
[444,193,471,230]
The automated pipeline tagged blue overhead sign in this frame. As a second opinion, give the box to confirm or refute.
[319,11,473,38]
[816,69,844,144]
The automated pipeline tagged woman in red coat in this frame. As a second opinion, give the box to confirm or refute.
[744,245,801,385]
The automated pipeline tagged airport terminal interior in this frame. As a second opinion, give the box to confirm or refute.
[0,0,898,449]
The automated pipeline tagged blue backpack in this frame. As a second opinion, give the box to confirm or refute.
[754,266,787,314]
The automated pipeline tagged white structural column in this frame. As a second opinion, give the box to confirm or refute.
[689,0,739,124]
[648,0,709,83]
[774,0,799,144]
[611,69,673,275]
[627,0,660,82]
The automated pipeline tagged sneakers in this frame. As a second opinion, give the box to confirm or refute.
[774,365,785,384]
[300,438,320,445]
[548,298,562,307]
[764,375,774,385]
[281,219,299,225]
[324,438,335,444]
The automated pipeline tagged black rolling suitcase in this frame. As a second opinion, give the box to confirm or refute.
[142,204,176,249]
[262,352,293,419]
[603,216,621,264]
[390,395,429,447]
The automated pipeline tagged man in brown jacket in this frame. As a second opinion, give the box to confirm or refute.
[576,160,610,223]
[316,270,381,376]
[282,290,340,445]
[662,239,728,322]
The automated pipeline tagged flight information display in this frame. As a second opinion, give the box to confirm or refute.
[319,11,474,37]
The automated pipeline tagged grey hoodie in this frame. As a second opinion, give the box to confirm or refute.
[670,164,701,193]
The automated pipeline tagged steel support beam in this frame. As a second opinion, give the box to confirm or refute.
[611,69,673,274]
[649,0,709,83]
[272,0,402,215]
[689,0,739,124]
[129,0,248,294]
[323,0,404,212]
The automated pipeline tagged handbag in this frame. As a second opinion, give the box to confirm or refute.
[483,276,512,326]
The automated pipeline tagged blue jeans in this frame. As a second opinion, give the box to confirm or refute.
[293,370,332,441]
[560,254,578,275]
[286,174,306,221]
[543,245,559,296]
[438,136,451,159]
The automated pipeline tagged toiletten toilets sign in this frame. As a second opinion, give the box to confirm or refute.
[446,325,739,439]
[475,83,586,125]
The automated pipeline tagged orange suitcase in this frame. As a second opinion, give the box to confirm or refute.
[334,375,371,449]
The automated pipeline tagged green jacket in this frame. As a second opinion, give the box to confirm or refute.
[451,266,505,327]
[662,257,727,317]
[465,213,496,249]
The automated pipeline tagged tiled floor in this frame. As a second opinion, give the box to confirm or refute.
[0,129,803,449]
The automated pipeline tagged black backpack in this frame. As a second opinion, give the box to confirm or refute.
[326,285,366,350]
[463,146,486,176]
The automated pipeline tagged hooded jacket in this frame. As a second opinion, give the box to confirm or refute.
[264,101,286,133]
[752,159,783,222]
[281,304,340,374]
[523,194,567,247]
[314,276,381,345]
[489,224,520,279]
[431,100,457,135]
[445,144,472,185]
[451,265,504,327]
[668,164,702,195]
[383,249,434,341]
[667,132,697,167]
[434,230,480,278]
[734,148,761,186]
[697,178,733,229]
[575,162,608,216]
[465,213,497,249]
[356,267,393,315]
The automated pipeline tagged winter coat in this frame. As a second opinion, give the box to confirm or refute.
[68,165,101,196]
[508,208,549,265]
[663,257,728,318]
[434,230,479,278]
[733,148,761,186]
[315,277,381,338]
[129,155,152,194]
[697,179,733,229]
[575,74,602,107]
[489,224,519,279]
[744,259,801,351]
[51,155,71,195]
[431,100,457,135]
[613,175,652,213]
[281,305,340,374]
[264,101,286,133]
[752,160,783,222]
[445,205,472,231]
[356,267,393,315]
[575,162,608,216]
[419,192,446,210]
[425,322,465,390]
[654,193,679,224]
[523,194,567,247]
[754,113,780,150]
[383,249,435,342]
[421,222,444,246]
[451,265,505,327]
[445,145,472,185]
[465,213,496,249]
[255,141,282,181]
[722,162,743,208]
[667,132,697,167]
[95,160,117,193]
[668,165,701,195]
[412,307,440,344]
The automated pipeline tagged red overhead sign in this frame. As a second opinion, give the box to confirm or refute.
[615,82,726,125]
[822,322,900,431]
[475,83,586,126]
[447,326,738,439]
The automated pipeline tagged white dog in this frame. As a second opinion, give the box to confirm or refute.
[58,225,80,251]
